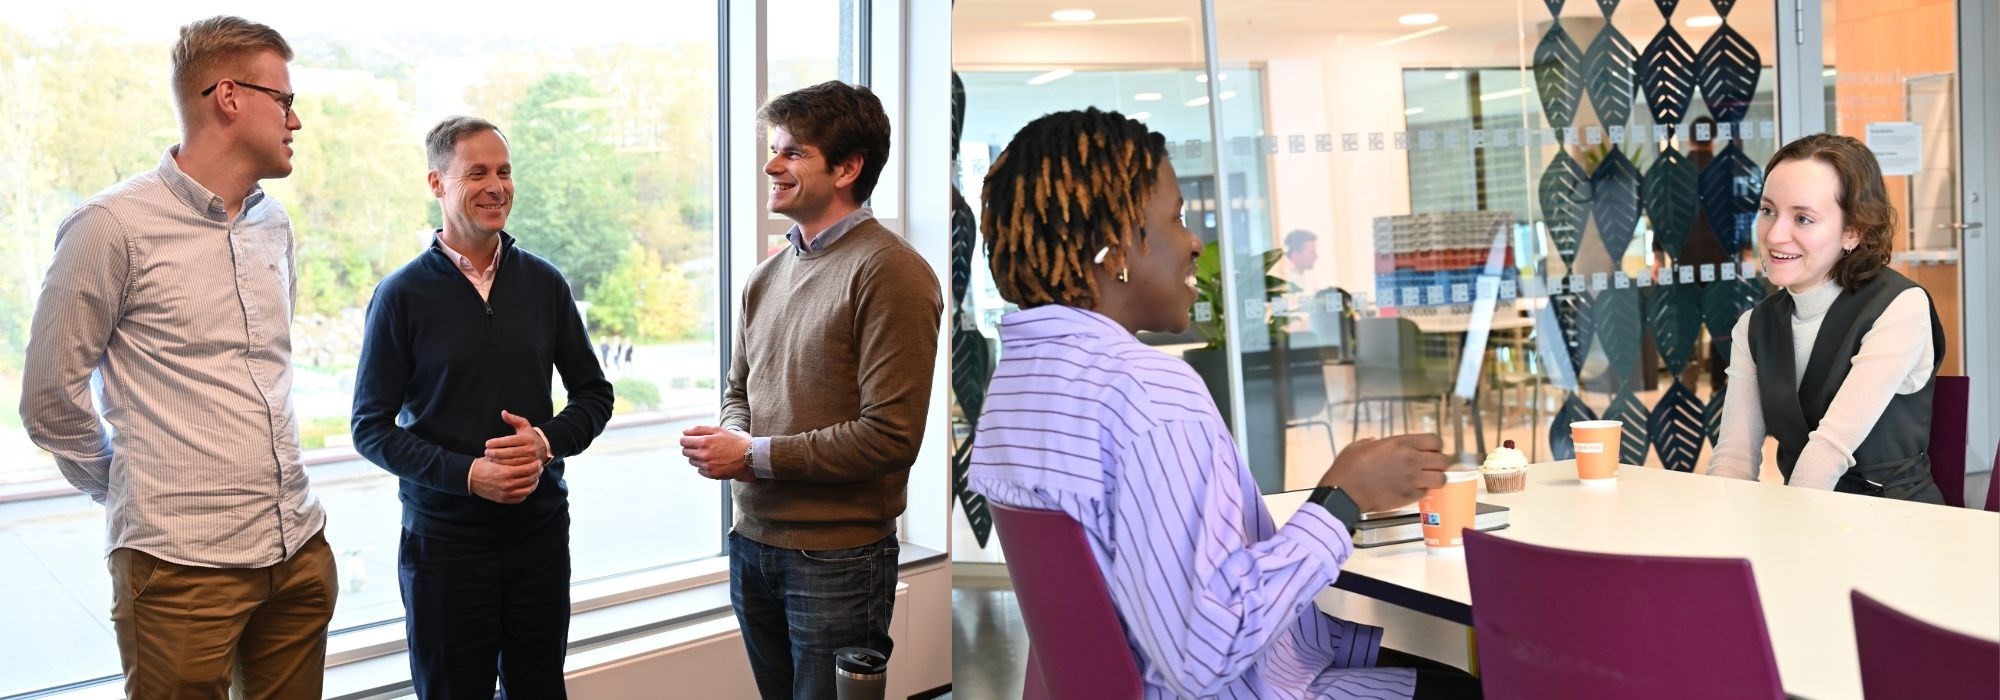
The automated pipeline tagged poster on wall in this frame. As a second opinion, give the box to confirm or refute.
[1864,122,1923,176]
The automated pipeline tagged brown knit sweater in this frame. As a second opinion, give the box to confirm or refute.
[721,218,943,550]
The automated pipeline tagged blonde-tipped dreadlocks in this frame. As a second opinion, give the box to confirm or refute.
[981,108,1169,308]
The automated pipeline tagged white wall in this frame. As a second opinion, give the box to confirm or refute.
[564,560,952,698]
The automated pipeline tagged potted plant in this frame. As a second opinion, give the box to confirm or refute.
[1181,241,1297,492]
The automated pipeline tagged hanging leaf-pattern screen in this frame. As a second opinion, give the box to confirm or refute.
[1603,389,1653,465]
[1591,148,1642,262]
[1542,150,1589,266]
[1534,25,1585,130]
[1638,25,1697,125]
[1556,290,1597,373]
[1584,24,1638,126]
[1651,380,1706,472]
[1594,287,1643,388]
[1646,282,1703,375]
[1643,146,1699,257]
[1696,22,1761,124]
[1550,393,1601,461]
[1699,141,1763,256]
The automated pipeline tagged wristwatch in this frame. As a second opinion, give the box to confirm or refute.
[1308,485,1363,534]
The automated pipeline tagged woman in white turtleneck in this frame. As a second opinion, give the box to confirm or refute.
[1707,134,1947,503]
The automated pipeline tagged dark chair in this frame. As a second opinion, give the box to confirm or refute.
[990,502,1143,700]
[1927,376,1970,507]
[1463,529,1785,699]
[1851,589,2000,699]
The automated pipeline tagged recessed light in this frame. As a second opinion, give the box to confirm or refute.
[1051,9,1096,22]
[1194,73,1227,83]
[1219,91,1237,100]
[1026,69,1074,86]
[1822,68,1838,78]
[1185,96,1210,107]
[1686,15,1722,27]
[1479,87,1527,102]
[1134,92,1163,101]
[1130,111,1151,121]
[1444,70,1463,80]
[1405,107,1426,116]
[1399,12,1439,26]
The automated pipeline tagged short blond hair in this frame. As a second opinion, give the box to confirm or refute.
[171,16,292,115]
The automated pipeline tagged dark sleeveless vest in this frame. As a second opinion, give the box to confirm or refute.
[1746,268,1945,503]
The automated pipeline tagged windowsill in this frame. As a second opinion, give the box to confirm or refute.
[29,544,946,700]
[324,543,946,699]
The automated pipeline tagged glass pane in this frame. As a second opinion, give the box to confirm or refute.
[761,0,866,260]
[0,5,722,693]
[949,1,1214,563]
[1205,0,1782,493]
[1823,0,1966,376]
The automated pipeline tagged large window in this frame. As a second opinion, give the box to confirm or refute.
[0,4,726,695]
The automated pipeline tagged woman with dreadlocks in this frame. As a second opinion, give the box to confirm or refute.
[967,109,1481,698]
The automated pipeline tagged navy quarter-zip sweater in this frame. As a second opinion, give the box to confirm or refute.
[351,232,614,543]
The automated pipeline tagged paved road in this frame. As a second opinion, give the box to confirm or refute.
[0,418,725,696]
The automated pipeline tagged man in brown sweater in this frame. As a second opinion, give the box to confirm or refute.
[679,80,942,700]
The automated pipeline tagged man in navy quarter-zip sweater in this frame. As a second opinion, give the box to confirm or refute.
[351,115,613,699]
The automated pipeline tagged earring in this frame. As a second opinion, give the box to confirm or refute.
[1841,247,1853,257]
[1096,246,1130,283]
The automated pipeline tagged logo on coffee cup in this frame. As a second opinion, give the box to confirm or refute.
[1425,513,1441,525]
[1575,442,1605,454]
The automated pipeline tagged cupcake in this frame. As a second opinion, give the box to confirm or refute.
[1481,440,1530,493]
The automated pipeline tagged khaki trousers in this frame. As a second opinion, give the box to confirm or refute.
[108,530,337,700]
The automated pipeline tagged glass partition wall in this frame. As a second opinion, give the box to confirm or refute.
[952,0,1982,561]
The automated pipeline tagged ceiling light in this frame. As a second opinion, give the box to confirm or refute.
[1405,107,1426,116]
[1130,111,1151,121]
[1134,92,1163,101]
[1378,25,1450,47]
[1686,15,1722,28]
[1822,68,1838,78]
[1026,68,1074,86]
[1185,96,1210,107]
[1444,70,1462,80]
[1051,9,1096,22]
[1219,91,1237,100]
[1193,73,1227,83]
[1479,87,1527,102]
[1399,12,1439,26]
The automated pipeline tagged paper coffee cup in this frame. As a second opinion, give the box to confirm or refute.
[1571,420,1623,480]
[1419,469,1480,550]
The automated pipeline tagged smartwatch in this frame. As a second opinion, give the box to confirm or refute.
[1308,485,1363,534]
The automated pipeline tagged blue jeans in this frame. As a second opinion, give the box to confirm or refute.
[728,530,899,700]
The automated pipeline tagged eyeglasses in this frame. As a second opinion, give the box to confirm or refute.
[201,79,296,117]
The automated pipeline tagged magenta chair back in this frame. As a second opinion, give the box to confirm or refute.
[1928,376,1970,507]
[990,502,1143,700]
[1462,529,1785,699]
[1851,589,2000,699]
[1988,440,1999,513]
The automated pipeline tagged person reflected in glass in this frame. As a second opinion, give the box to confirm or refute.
[1707,134,1946,503]
[19,16,339,699]
[969,108,1482,699]
[350,116,614,697]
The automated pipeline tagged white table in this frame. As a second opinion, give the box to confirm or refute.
[1266,461,2000,700]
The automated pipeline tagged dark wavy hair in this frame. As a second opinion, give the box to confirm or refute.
[758,81,892,202]
[980,108,1168,308]
[1762,133,1895,290]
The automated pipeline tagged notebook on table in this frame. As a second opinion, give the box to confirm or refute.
[1354,502,1510,548]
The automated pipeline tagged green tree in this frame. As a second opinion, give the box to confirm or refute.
[503,73,635,297]
[588,243,699,342]
[267,90,432,317]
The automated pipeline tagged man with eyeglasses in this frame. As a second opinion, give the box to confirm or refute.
[20,15,335,699]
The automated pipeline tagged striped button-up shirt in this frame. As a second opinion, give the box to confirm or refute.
[20,147,325,568]
[969,305,1416,699]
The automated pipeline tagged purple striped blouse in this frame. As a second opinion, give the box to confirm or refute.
[970,305,1416,699]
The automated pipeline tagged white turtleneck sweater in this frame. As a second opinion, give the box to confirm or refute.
[1707,279,1933,489]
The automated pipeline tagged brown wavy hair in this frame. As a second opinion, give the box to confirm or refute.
[1762,133,1895,290]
